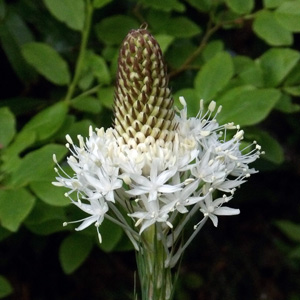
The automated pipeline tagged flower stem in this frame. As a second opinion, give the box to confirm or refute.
[169,18,220,78]
[136,224,174,300]
[64,0,93,104]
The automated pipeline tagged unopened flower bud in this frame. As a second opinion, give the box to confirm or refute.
[113,25,176,146]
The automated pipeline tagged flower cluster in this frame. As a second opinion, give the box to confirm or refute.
[52,27,262,267]
[53,97,261,250]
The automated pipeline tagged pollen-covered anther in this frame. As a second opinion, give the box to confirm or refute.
[200,130,211,137]
[66,134,73,145]
[208,101,216,112]
[234,130,244,140]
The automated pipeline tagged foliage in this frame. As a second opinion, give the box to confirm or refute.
[0,0,299,298]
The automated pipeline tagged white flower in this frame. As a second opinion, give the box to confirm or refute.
[199,193,240,227]
[161,178,206,214]
[126,159,182,202]
[64,197,109,243]
[53,97,261,245]
[82,166,122,202]
[129,195,172,234]
[191,150,227,184]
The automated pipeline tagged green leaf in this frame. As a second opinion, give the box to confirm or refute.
[233,56,253,73]
[239,64,264,87]
[0,11,37,83]
[21,42,71,85]
[276,220,300,243]
[253,10,293,46]
[194,52,234,101]
[202,40,224,62]
[0,275,13,298]
[59,234,94,274]
[95,15,139,45]
[43,0,85,31]
[226,0,254,14]
[0,188,35,232]
[275,1,300,32]
[30,181,70,207]
[1,130,36,174]
[102,45,118,62]
[78,71,94,91]
[8,130,36,156]
[2,131,36,172]
[146,10,170,32]
[98,86,114,109]
[166,39,197,69]
[0,107,15,148]
[185,0,212,11]
[258,48,300,87]
[155,34,174,54]
[283,86,300,97]
[138,0,185,12]
[159,17,202,38]
[24,200,67,235]
[71,96,101,113]
[263,0,285,9]
[234,56,264,87]
[217,87,281,126]
[284,61,300,86]
[86,52,111,85]
[64,119,96,141]
[10,144,68,187]
[20,102,68,141]
[275,92,300,113]
[93,0,112,8]
[249,130,284,164]
[99,219,123,252]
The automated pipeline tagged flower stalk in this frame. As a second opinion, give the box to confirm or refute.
[65,0,93,104]
[137,224,173,300]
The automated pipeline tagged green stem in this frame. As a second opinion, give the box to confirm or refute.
[136,224,174,300]
[169,14,247,78]
[169,19,220,78]
[64,0,93,104]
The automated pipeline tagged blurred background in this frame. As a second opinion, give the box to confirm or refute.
[0,0,300,299]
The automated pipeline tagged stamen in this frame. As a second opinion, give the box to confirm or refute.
[66,134,73,145]
[53,154,58,163]
[208,101,216,112]
[179,96,186,106]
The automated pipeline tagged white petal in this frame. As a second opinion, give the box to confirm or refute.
[157,168,177,184]
[158,184,182,194]
[75,215,98,231]
[214,207,240,216]
[186,195,206,205]
[126,188,146,196]
[139,218,156,234]
[209,214,218,227]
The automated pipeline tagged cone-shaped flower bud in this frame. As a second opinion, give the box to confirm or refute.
[113,26,176,147]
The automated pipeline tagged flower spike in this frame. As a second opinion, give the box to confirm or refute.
[113,26,176,147]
